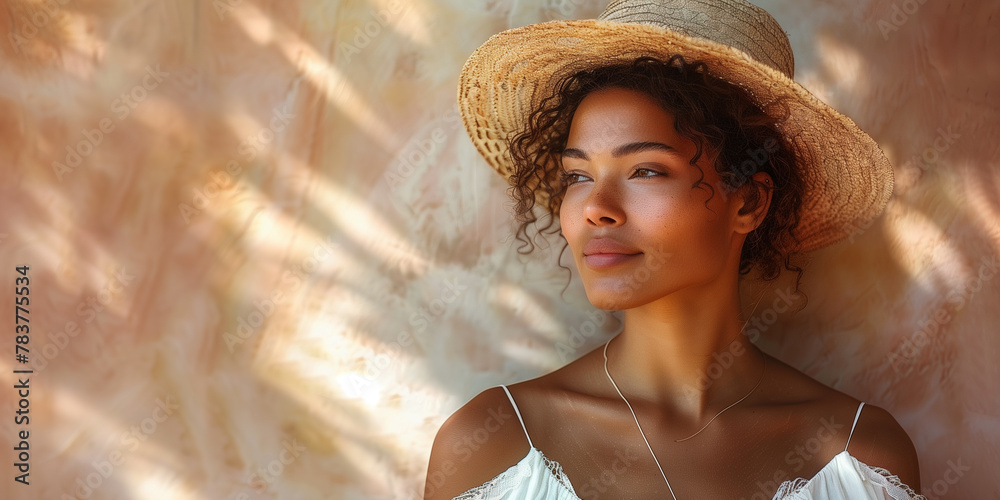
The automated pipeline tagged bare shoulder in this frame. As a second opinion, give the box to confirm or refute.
[424,385,532,500]
[847,402,922,493]
[762,353,922,492]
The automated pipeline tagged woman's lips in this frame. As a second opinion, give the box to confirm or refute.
[583,252,642,269]
[582,237,641,255]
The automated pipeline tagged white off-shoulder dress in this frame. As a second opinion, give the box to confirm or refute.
[453,385,925,500]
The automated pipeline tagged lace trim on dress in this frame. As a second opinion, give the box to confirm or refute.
[865,464,927,500]
[451,448,578,500]
[451,466,518,500]
[772,457,926,500]
[537,448,577,494]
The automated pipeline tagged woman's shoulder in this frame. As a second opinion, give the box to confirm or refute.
[761,353,922,490]
[424,385,535,500]
[845,402,922,491]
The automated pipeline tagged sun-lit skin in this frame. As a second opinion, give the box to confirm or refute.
[426,85,924,500]
[558,86,774,417]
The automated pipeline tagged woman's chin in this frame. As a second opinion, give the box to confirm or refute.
[584,288,645,311]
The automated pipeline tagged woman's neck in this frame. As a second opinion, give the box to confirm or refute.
[605,283,768,425]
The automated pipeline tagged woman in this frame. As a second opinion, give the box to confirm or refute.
[426,1,924,498]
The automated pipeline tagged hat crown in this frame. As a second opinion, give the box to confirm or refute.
[598,0,794,77]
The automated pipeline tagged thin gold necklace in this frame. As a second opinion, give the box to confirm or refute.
[601,321,767,498]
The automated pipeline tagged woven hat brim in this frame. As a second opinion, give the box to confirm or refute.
[458,19,894,253]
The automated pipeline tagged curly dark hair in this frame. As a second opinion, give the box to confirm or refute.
[506,55,808,308]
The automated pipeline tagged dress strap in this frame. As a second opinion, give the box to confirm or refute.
[844,401,865,453]
[498,385,534,449]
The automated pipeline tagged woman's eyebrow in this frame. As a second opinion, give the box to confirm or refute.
[613,141,678,157]
[561,141,678,160]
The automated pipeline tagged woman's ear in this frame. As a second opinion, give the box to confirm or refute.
[732,171,773,235]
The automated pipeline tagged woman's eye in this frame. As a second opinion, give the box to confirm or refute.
[560,168,662,185]
[632,167,663,178]
[559,171,588,185]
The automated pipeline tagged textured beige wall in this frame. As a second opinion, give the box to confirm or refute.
[0,0,996,498]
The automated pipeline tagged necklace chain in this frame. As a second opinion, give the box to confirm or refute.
[674,355,766,442]
[601,330,767,499]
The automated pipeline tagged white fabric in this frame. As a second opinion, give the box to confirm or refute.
[453,386,926,500]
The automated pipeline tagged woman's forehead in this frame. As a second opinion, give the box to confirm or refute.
[565,87,697,159]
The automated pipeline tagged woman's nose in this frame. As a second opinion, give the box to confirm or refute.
[584,180,626,226]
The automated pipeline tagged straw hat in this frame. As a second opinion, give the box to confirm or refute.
[457,0,894,253]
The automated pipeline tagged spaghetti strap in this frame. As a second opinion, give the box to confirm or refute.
[844,401,865,453]
[499,384,534,449]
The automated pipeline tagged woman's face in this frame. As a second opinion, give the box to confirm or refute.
[559,86,752,310]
